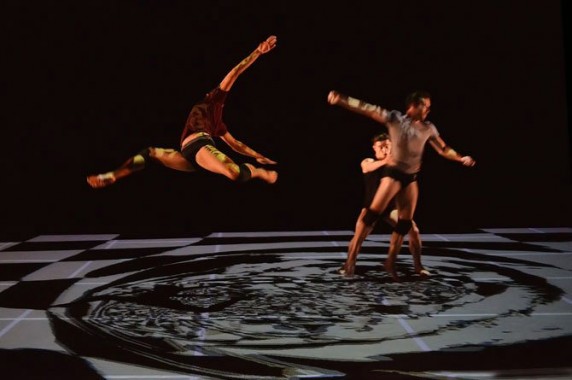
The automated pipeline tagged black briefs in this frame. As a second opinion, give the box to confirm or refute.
[181,134,215,170]
[382,166,418,188]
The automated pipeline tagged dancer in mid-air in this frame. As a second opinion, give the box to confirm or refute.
[328,90,475,281]
[87,36,279,189]
[340,132,428,277]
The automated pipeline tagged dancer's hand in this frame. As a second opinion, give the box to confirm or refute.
[461,156,475,167]
[327,90,340,105]
[256,156,277,165]
[257,35,277,54]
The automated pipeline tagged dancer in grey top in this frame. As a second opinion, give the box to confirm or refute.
[328,90,475,281]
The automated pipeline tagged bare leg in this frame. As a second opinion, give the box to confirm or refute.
[384,182,419,281]
[342,212,375,276]
[342,177,400,276]
[385,232,405,281]
[388,210,427,276]
[342,209,368,273]
[87,148,194,188]
[408,222,429,276]
[195,145,277,183]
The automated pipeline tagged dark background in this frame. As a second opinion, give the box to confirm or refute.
[1,1,570,236]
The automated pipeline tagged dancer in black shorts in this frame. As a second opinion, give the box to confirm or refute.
[87,36,278,189]
[328,90,475,280]
[340,133,428,277]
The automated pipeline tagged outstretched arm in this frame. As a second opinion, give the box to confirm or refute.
[428,135,475,166]
[219,35,277,92]
[220,131,277,165]
[327,90,387,123]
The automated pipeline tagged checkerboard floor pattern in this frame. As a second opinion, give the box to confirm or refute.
[1,227,571,379]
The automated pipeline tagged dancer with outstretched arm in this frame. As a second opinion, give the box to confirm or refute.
[328,90,475,281]
[87,36,279,189]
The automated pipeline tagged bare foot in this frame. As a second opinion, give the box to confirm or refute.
[384,263,400,282]
[416,268,431,277]
[245,164,278,184]
[265,170,278,184]
[86,174,116,188]
[338,263,355,277]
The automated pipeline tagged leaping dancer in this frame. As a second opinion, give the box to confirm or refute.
[87,36,279,189]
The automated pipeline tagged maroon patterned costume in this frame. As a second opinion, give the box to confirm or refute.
[180,87,229,168]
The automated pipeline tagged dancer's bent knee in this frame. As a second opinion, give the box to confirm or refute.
[130,147,152,170]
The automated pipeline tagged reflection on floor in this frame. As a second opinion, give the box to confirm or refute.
[1,227,571,379]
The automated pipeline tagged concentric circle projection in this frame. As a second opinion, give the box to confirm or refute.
[48,242,571,379]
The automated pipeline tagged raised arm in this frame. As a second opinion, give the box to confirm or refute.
[220,131,277,165]
[428,135,475,167]
[327,90,387,124]
[219,35,277,92]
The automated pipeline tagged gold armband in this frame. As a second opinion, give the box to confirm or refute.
[443,146,460,159]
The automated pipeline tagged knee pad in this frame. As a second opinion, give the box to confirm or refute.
[137,147,152,161]
[394,219,413,235]
[362,208,381,226]
[237,163,252,183]
[131,147,152,169]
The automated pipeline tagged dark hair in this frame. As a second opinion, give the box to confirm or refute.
[405,90,431,108]
[371,133,389,144]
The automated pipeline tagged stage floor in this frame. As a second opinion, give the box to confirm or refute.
[1,227,571,379]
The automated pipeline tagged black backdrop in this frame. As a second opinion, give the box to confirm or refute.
[2,1,571,236]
